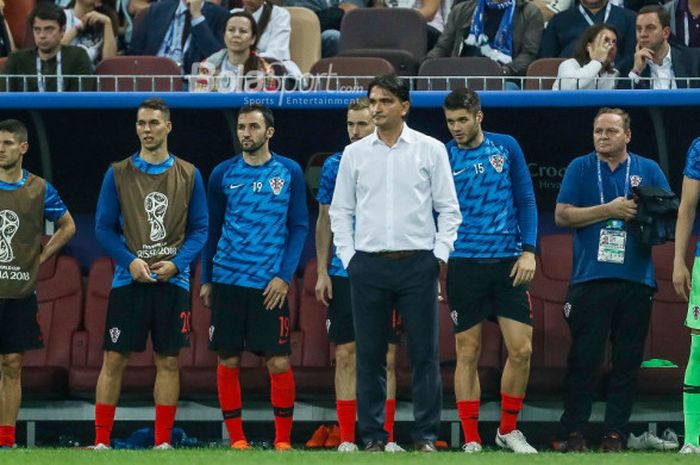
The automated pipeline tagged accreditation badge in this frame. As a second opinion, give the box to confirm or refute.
[597,220,626,264]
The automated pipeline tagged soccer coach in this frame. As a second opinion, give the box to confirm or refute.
[329,74,461,452]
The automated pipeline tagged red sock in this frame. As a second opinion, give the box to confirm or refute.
[457,400,481,444]
[270,368,295,445]
[94,404,116,446]
[0,425,15,447]
[384,399,396,442]
[336,399,356,443]
[499,392,524,435]
[217,364,246,444]
[154,404,177,446]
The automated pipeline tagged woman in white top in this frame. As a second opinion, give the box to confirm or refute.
[231,0,302,77]
[61,0,118,68]
[553,23,619,90]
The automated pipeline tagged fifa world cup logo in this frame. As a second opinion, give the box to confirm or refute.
[144,192,168,242]
[0,210,19,263]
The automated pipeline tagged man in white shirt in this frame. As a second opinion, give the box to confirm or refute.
[329,74,461,452]
[623,5,700,88]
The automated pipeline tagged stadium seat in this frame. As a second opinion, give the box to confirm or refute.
[285,7,321,74]
[0,57,7,74]
[294,259,334,397]
[23,252,83,397]
[309,57,395,91]
[4,0,35,49]
[338,9,427,76]
[416,57,504,91]
[637,238,696,394]
[69,257,157,397]
[95,56,182,92]
[524,58,567,90]
[304,152,332,197]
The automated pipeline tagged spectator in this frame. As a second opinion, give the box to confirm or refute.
[375,0,444,51]
[620,5,700,88]
[1,3,94,91]
[62,0,118,68]
[0,0,15,58]
[425,0,544,80]
[231,0,302,77]
[664,0,700,48]
[553,23,619,89]
[284,0,369,57]
[129,0,228,74]
[539,0,636,64]
[127,0,153,15]
[193,11,281,92]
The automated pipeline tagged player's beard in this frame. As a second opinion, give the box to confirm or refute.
[462,121,481,147]
[241,137,267,155]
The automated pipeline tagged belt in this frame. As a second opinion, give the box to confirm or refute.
[369,250,423,260]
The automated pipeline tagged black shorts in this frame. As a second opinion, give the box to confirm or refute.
[327,276,402,345]
[103,283,191,354]
[208,283,291,357]
[446,258,532,333]
[0,295,43,354]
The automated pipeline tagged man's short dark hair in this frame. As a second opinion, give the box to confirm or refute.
[367,74,410,103]
[138,98,171,121]
[29,3,67,29]
[595,107,631,131]
[238,104,275,129]
[348,97,370,112]
[0,120,28,143]
[443,88,481,114]
[638,5,671,29]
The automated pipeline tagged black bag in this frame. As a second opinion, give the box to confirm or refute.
[626,186,679,247]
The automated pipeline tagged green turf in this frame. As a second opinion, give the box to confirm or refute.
[0,449,698,465]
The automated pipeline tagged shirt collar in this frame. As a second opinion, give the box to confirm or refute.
[648,44,673,69]
[369,123,414,146]
[176,1,188,16]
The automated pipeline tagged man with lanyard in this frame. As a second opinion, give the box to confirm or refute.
[0,119,75,448]
[555,107,670,452]
[672,137,700,455]
[1,3,93,92]
[442,88,538,454]
[201,104,308,451]
[93,97,208,449]
[539,0,636,62]
[129,0,227,74]
[314,97,403,452]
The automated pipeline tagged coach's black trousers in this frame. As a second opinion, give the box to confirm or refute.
[560,279,654,436]
[347,250,441,445]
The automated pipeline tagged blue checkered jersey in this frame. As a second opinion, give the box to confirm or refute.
[683,137,700,257]
[446,132,537,258]
[202,153,309,289]
[316,152,346,278]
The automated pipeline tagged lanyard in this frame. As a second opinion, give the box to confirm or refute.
[579,2,611,26]
[597,155,632,205]
[683,13,690,46]
[36,50,62,92]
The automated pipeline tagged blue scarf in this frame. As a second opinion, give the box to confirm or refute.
[465,0,516,64]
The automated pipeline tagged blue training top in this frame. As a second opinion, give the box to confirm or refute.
[316,151,347,278]
[0,170,67,221]
[683,137,700,257]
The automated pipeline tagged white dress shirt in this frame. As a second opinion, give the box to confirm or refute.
[329,124,462,268]
[628,45,677,89]
[552,58,619,90]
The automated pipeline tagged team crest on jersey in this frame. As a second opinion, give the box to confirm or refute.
[325,319,331,333]
[693,306,700,320]
[450,310,458,326]
[209,325,215,341]
[0,210,19,263]
[269,177,285,195]
[109,327,121,343]
[489,154,505,173]
[630,175,642,187]
[563,302,572,318]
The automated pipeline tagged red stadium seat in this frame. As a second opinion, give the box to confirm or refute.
[4,0,35,49]
[23,252,83,396]
[69,257,156,397]
[95,56,183,92]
